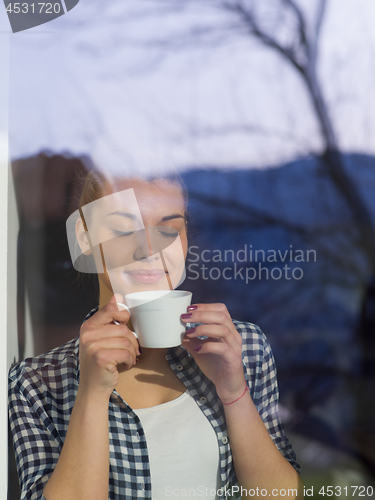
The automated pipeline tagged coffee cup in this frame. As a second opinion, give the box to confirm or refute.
[115,290,192,348]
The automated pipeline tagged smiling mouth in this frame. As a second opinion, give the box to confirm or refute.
[124,269,167,284]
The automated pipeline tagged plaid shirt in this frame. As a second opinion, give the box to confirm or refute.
[9,312,300,500]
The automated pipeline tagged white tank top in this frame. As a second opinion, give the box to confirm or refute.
[133,391,221,499]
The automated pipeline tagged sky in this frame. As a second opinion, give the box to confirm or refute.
[1,4,375,493]
[5,0,375,172]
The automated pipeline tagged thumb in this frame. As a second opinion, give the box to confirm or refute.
[109,293,125,307]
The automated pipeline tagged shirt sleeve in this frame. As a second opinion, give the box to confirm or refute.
[8,373,62,500]
[240,323,301,473]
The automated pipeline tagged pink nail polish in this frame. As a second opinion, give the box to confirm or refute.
[194,345,202,352]
[185,327,196,335]
[187,305,197,311]
[181,313,192,320]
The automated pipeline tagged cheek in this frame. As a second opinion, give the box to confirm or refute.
[163,235,187,266]
[99,237,137,269]
[182,235,188,258]
[178,232,188,260]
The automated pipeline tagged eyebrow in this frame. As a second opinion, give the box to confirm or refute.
[106,211,185,223]
[160,214,186,222]
[106,211,138,220]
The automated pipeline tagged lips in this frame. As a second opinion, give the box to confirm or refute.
[124,269,167,284]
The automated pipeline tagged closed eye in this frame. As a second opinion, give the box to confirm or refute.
[112,226,178,239]
[157,229,178,239]
[112,229,135,238]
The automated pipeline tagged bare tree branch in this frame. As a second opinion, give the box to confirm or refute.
[315,0,327,39]
[227,1,305,73]
[310,0,327,68]
[80,0,375,268]
[283,0,308,49]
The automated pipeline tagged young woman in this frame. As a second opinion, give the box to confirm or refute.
[9,169,301,500]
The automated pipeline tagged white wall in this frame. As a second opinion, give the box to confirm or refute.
[0,9,20,497]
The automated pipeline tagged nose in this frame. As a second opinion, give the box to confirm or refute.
[133,228,160,262]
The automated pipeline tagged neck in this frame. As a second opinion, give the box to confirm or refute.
[126,347,169,371]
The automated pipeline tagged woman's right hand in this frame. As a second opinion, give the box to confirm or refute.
[78,294,140,399]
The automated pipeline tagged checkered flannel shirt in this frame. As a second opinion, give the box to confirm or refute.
[9,311,300,500]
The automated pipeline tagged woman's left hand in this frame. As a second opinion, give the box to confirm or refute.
[181,303,246,404]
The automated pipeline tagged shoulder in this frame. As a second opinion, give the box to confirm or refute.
[233,320,301,472]
[232,319,268,342]
[233,319,272,360]
[232,320,278,401]
[8,336,79,392]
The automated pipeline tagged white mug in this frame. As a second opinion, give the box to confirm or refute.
[115,290,192,348]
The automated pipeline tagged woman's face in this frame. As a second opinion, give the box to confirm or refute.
[79,178,188,297]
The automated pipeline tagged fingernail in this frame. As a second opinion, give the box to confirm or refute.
[181,313,192,320]
[194,345,202,352]
[139,346,143,354]
[187,305,197,311]
[185,327,196,335]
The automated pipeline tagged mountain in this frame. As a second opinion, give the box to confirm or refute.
[180,153,375,410]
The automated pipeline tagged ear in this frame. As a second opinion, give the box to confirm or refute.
[75,217,92,256]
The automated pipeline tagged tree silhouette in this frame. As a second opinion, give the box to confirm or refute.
[104,0,375,268]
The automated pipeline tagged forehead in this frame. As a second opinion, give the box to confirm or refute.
[103,178,185,218]
[83,178,185,227]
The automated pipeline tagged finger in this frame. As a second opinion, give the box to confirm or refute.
[183,338,241,363]
[187,303,231,320]
[103,326,141,357]
[86,337,138,363]
[80,324,141,355]
[111,293,124,307]
[109,294,128,325]
[96,348,137,371]
[181,309,237,334]
[83,301,130,329]
[185,324,241,350]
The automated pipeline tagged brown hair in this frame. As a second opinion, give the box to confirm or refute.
[79,168,108,211]
[78,167,189,228]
